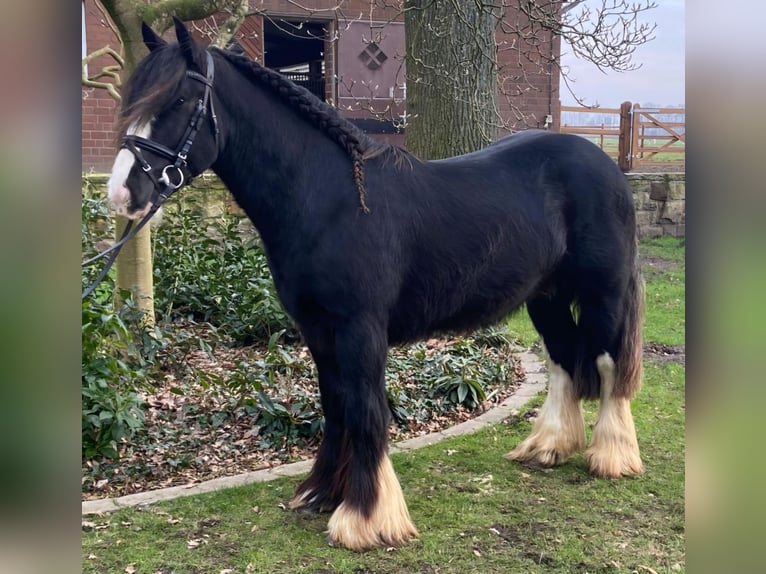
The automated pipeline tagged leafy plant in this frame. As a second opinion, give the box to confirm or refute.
[81,299,147,459]
[151,207,298,344]
[81,183,118,304]
[427,339,493,409]
[385,335,515,419]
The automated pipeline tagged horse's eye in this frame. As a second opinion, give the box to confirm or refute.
[174,97,185,108]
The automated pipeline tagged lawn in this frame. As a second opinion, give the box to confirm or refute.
[82,237,685,573]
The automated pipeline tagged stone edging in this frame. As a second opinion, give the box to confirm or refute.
[82,350,547,516]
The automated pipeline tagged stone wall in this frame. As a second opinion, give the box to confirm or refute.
[626,173,685,238]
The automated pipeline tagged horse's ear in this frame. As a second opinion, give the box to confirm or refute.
[173,16,204,69]
[142,22,166,52]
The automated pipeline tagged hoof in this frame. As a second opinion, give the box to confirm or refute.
[585,448,644,478]
[326,501,419,551]
[288,490,338,514]
[326,456,418,551]
[504,429,584,468]
[585,431,644,478]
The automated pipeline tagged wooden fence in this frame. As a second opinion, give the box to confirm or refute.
[560,102,685,171]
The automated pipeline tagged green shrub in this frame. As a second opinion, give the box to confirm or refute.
[81,299,148,459]
[226,331,322,449]
[82,185,149,459]
[152,207,297,344]
[385,335,515,421]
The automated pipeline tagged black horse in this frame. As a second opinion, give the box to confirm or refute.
[107,18,645,551]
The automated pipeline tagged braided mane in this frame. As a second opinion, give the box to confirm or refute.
[217,48,398,213]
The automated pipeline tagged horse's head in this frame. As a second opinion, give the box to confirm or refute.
[108,18,220,218]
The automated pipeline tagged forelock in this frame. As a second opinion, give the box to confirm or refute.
[116,46,187,140]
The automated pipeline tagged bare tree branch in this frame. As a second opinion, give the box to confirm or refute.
[143,0,249,32]
[82,46,124,102]
[562,0,587,14]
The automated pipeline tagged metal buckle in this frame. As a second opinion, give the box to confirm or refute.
[159,165,185,189]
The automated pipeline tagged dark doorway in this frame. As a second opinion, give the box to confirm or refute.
[263,18,327,101]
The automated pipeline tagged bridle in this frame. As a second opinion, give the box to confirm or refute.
[82,51,219,300]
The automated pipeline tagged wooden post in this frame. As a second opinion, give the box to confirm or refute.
[114,217,155,328]
[599,123,604,149]
[618,101,633,172]
[631,103,642,171]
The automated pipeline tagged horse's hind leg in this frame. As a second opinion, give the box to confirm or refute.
[324,319,418,551]
[584,352,643,477]
[581,268,645,478]
[506,294,586,467]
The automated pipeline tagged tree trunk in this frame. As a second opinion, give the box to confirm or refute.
[114,217,154,324]
[404,0,499,160]
[101,1,155,325]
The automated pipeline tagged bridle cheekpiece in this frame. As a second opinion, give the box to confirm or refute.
[122,50,219,202]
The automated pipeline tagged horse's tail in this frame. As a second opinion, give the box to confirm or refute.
[614,249,645,398]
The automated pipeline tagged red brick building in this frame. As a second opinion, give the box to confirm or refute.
[82,0,562,172]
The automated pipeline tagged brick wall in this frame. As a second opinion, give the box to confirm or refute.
[82,0,121,172]
[496,7,562,133]
[82,1,561,172]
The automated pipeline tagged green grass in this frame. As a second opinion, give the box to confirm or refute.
[642,237,685,345]
[83,238,685,573]
[504,310,539,349]
[641,237,685,263]
[578,136,685,163]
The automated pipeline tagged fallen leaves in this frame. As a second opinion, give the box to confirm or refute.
[82,520,110,531]
[187,537,207,549]
[82,325,523,501]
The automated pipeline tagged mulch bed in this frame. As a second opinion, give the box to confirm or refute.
[82,337,525,501]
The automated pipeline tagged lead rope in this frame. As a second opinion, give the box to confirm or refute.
[81,194,170,300]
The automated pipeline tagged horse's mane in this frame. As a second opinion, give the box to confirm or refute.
[117,44,418,211]
[217,50,380,157]
[215,49,419,202]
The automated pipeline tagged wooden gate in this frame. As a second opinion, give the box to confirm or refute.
[629,104,685,171]
[560,102,685,172]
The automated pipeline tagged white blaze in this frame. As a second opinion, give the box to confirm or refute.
[107,121,152,217]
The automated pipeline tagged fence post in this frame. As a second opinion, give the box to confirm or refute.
[631,102,642,171]
[618,101,633,172]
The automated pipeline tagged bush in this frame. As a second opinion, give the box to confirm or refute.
[82,185,148,459]
[385,335,516,423]
[81,299,149,459]
[152,206,297,344]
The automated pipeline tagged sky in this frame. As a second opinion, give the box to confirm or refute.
[559,0,685,108]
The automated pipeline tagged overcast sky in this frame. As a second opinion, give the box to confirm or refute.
[560,0,685,108]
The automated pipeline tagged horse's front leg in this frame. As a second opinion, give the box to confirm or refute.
[288,340,348,514]
[324,318,418,551]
